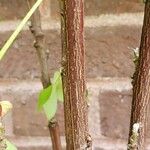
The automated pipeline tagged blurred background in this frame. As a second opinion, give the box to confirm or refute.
[0,0,147,149]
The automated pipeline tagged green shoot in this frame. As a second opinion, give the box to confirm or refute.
[38,70,64,121]
[0,0,43,61]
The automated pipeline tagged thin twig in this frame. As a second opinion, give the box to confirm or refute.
[27,0,62,149]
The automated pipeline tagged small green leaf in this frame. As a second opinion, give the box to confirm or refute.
[43,84,58,120]
[38,85,52,110]
[43,98,57,121]
[53,70,64,102]
[52,71,61,84]
[56,77,64,102]
[6,140,17,150]
[0,101,13,117]
[38,69,63,121]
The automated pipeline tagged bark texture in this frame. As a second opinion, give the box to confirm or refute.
[60,0,92,149]
[128,1,150,150]
[27,1,62,150]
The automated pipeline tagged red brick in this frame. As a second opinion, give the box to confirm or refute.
[0,26,142,79]
[99,90,150,139]
[51,0,144,19]
[99,90,132,139]
[0,0,144,20]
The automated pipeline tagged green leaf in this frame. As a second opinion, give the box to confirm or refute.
[43,84,58,121]
[6,140,17,150]
[52,71,61,84]
[38,69,63,121]
[52,70,64,102]
[56,76,64,102]
[0,101,13,117]
[37,85,52,110]
[43,98,57,121]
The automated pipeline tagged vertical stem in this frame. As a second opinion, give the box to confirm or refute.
[48,119,62,150]
[27,0,62,150]
[128,1,150,150]
[60,0,92,149]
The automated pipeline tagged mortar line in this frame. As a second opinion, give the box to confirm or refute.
[8,135,150,149]
[0,13,144,33]
[0,77,132,93]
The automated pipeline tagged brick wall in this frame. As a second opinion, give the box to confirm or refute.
[0,0,148,149]
[0,0,144,20]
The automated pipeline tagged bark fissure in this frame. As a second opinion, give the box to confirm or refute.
[59,0,92,149]
[128,1,150,150]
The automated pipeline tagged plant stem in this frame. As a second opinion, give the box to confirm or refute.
[27,0,62,149]
[128,1,150,150]
[59,0,92,149]
[48,118,62,150]
[0,0,43,61]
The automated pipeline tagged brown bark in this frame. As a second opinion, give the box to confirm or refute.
[48,119,62,150]
[27,0,62,150]
[128,1,150,150]
[60,0,92,149]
